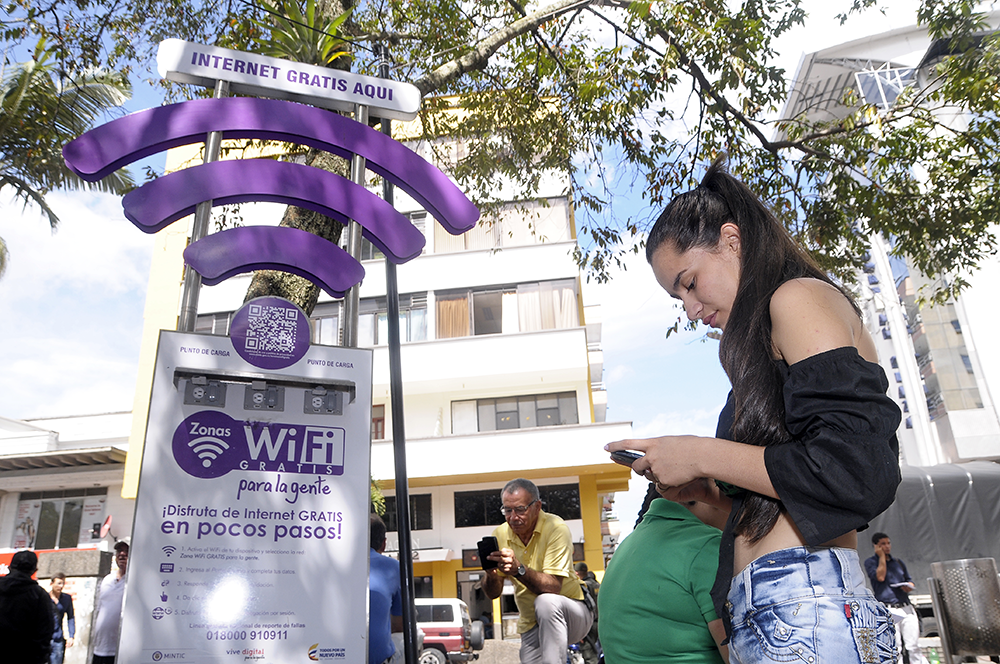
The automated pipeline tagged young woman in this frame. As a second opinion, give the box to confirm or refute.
[607,157,901,663]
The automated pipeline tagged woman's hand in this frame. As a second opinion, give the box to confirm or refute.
[607,434,777,500]
[606,436,705,492]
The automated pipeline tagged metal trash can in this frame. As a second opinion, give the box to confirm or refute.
[929,557,1000,657]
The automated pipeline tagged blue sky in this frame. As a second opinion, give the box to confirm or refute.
[0,0,927,536]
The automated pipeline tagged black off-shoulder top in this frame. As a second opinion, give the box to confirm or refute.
[709,346,902,635]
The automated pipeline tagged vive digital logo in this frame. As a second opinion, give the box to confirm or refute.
[172,411,346,479]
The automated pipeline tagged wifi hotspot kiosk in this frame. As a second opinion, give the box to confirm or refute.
[118,297,373,663]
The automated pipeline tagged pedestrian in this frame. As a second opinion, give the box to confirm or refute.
[865,532,929,664]
[92,540,128,664]
[607,155,901,663]
[49,572,75,664]
[0,550,54,664]
[573,562,601,664]
[369,514,403,664]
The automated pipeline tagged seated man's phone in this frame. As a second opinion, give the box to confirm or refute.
[477,536,499,570]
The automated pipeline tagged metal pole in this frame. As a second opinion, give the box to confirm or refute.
[341,104,369,348]
[378,45,418,664]
[177,79,230,332]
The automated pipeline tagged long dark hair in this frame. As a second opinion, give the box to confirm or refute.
[646,156,860,542]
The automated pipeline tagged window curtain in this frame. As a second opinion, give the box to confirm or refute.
[517,283,542,332]
[464,220,499,251]
[553,281,578,328]
[436,295,470,338]
[434,222,465,254]
[501,291,520,333]
[518,281,577,331]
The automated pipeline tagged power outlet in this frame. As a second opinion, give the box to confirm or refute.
[304,388,343,415]
[183,378,227,407]
[244,381,284,411]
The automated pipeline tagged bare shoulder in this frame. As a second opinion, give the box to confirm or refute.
[770,278,863,364]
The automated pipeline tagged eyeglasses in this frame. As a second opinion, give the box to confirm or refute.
[500,499,537,517]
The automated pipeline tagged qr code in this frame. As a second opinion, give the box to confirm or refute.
[245,304,299,353]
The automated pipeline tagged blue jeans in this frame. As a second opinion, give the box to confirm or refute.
[50,639,65,664]
[726,547,897,664]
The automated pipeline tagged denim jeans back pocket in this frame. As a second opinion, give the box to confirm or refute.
[732,600,818,663]
[844,599,897,664]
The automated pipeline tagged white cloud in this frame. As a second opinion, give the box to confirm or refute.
[0,191,153,419]
[630,405,726,439]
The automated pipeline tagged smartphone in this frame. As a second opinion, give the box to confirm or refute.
[477,536,499,570]
[610,450,644,466]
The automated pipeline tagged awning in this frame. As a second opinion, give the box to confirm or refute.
[0,446,127,472]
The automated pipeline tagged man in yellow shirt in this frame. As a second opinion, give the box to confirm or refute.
[483,479,592,664]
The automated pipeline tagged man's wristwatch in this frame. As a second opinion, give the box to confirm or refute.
[516,564,527,577]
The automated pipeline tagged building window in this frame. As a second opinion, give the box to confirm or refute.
[360,211,426,260]
[384,494,433,531]
[454,483,581,527]
[310,302,341,346]
[195,312,231,336]
[436,280,578,339]
[451,392,578,434]
[372,404,385,440]
[453,489,505,528]
[541,483,582,520]
[433,198,572,253]
[414,576,433,598]
[13,488,108,550]
[358,294,427,347]
[854,64,915,110]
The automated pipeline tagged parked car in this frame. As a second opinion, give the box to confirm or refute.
[415,597,484,664]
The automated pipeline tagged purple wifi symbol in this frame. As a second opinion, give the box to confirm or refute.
[63,97,479,297]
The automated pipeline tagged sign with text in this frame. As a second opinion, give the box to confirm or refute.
[119,326,373,664]
[157,39,421,121]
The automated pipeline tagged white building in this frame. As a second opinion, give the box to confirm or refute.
[782,14,1000,466]
[0,412,134,664]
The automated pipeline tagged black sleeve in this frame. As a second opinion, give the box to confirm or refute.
[34,587,55,660]
[764,346,902,545]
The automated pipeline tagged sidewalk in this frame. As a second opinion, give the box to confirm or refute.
[474,637,521,664]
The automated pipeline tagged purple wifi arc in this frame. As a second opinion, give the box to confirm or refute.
[183,226,365,299]
[63,96,480,237]
[124,160,424,263]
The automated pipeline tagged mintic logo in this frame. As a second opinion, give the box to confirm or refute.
[172,411,346,479]
[152,652,163,662]
[307,644,319,661]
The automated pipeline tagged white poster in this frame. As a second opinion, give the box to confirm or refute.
[13,499,40,549]
[78,496,107,547]
[120,303,372,664]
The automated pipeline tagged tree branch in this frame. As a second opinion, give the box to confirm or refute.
[414,0,592,95]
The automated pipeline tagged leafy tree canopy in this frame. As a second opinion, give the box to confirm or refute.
[4,0,999,301]
[0,38,133,277]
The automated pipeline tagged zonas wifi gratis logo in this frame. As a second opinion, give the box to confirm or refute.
[171,411,346,479]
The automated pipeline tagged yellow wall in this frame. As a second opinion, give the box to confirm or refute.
[577,474,605,572]
[122,220,189,498]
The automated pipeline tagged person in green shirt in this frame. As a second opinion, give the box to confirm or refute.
[599,487,728,664]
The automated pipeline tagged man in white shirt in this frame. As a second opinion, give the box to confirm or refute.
[91,540,128,664]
